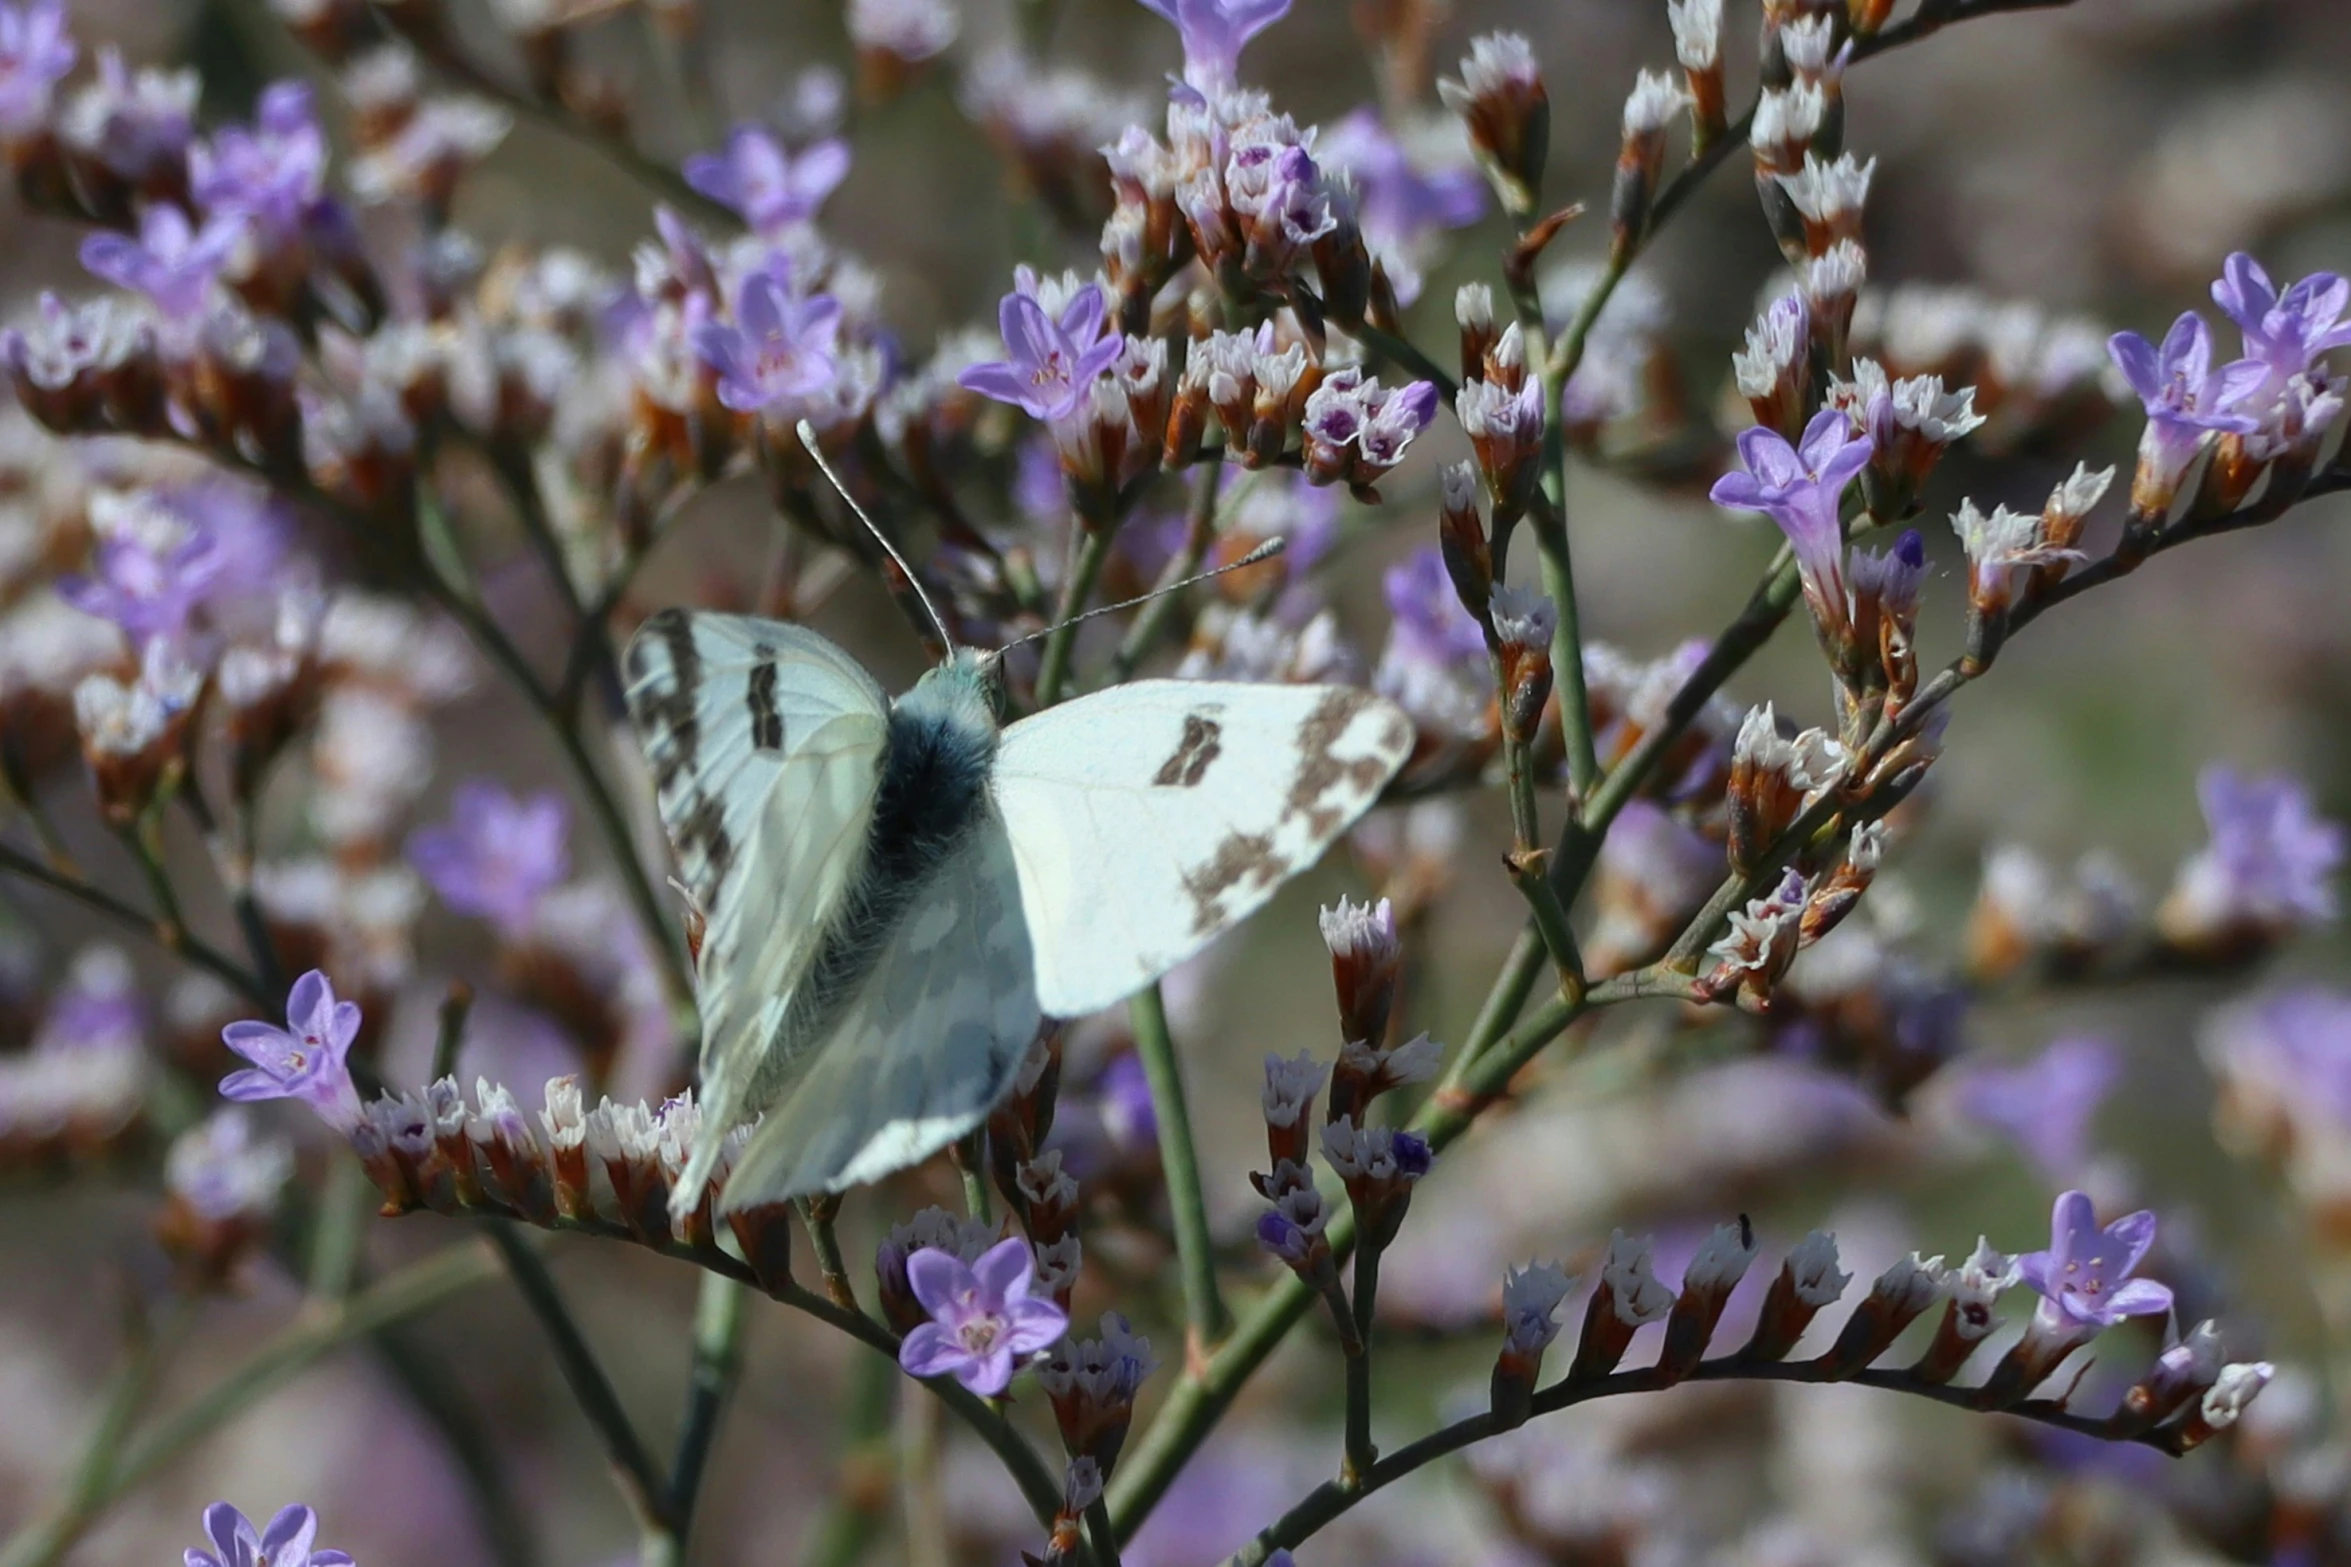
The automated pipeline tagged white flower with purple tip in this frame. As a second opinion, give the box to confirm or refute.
[218,969,366,1135]
[2015,1189,2173,1331]
[897,1236,1069,1395]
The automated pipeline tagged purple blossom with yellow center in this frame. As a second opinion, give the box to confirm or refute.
[218,969,366,1135]
[692,264,843,412]
[190,81,329,250]
[684,125,851,234]
[2179,765,2345,928]
[2105,312,2267,492]
[406,779,571,939]
[2210,252,2351,397]
[184,1502,352,1567]
[0,0,75,136]
[1953,1036,2120,1181]
[1135,0,1292,91]
[80,203,246,321]
[957,279,1121,424]
[2015,1190,2172,1331]
[57,527,228,649]
[897,1236,1069,1395]
[1710,409,1873,637]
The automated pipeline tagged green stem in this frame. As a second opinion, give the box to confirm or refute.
[664,1273,749,1551]
[0,840,270,1005]
[482,1225,671,1538]
[1035,527,1115,708]
[1340,1244,1380,1485]
[304,1157,372,1302]
[799,1197,860,1312]
[1130,982,1229,1350]
[802,1350,899,1567]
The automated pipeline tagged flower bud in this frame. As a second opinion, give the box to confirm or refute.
[1489,584,1556,745]
[1456,363,1543,517]
[1567,1231,1674,1380]
[1319,894,1401,1052]
[2167,1361,2273,1452]
[1455,283,1497,383]
[1913,1237,2015,1384]
[1821,1250,1946,1373]
[1490,1261,1574,1426]
[2112,1320,2223,1436]
[1322,1116,1431,1252]
[1611,71,1687,264]
[1438,33,1549,215]
[1260,1050,1326,1170]
[1745,1230,1851,1360]
[1657,1219,1758,1381]
[1733,292,1811,443]
[1669,0,1726,149]
[1437,461,1493,630]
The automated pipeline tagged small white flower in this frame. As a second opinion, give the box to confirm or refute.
[1621,69,1688,137]
[1683,1220,1759,1294]
[1666,0,1722,70]
[1784,1230,1851,1306]
[1601,1230,1675,1326]
[2201,1362,2276,1430]
[1501,1261,1576,1354]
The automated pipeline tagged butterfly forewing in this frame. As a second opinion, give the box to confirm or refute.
[622,609,890,922]
[991,680,1415,1019]
[717,810,1041,1210]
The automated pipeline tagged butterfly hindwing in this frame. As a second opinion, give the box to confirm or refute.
[992,679,1414,1019]
[622,611,891,1204]
[717,809,1041,1209]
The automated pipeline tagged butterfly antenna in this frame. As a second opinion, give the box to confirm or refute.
[999,536,1287,653]
[795,419,956,651]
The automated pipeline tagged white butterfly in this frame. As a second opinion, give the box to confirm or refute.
[624,610,1415,1216]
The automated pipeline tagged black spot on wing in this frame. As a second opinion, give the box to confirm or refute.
[1152,713,1224,788]
[627,609,705,798]
[1285,689,1396,839]
[1182,830,1284,937]
[747,648,785,752]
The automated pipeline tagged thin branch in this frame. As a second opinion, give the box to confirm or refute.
[1233,1342,2175,1563]
[1035,526,1116,708]
[0,839,272,1006]
[483,1224,673,1536]
[663,1273,749,1547]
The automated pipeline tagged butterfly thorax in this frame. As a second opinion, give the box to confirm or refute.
[748,649,1003,1103]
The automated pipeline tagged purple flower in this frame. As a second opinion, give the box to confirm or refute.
[218,969,366,1135]
[1320,109,1485,239]
[2015,1190,2172,1330]
[2211,252,2351,392]
[1135,0,1292,90]
[166,1108,293,1222]
[0,0,74,136]
[957,280,1121,423]
[683,126,850,234]
[2176,765,2345,928]
[185,1502,352,1567]
[73,48,197,185]
[58,528,228,649]
[406,780,571,938]
[1382,546,1484,668]
[1953,1036,2120,1180]
[80,204,246,321]
[2106,312,2267,493]
[691,264,842,414]
[1710,409,1874,630]
[897,1236,1069,1395]
[191,81,329,249]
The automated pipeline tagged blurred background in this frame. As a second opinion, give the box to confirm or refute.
[4,0,2351,1562]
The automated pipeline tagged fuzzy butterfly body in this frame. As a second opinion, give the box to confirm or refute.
[625,609,1414,1215]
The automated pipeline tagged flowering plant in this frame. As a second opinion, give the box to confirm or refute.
[0,0,2347,1562]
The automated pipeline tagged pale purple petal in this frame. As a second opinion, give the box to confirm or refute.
[971,1235,1036,1302]
[2102,1278,2175,1319]
[906,1247,974,1316]
[2102,1209,2159,1275]
[898,1320,970,1379]
[957,1344,1015,1396]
